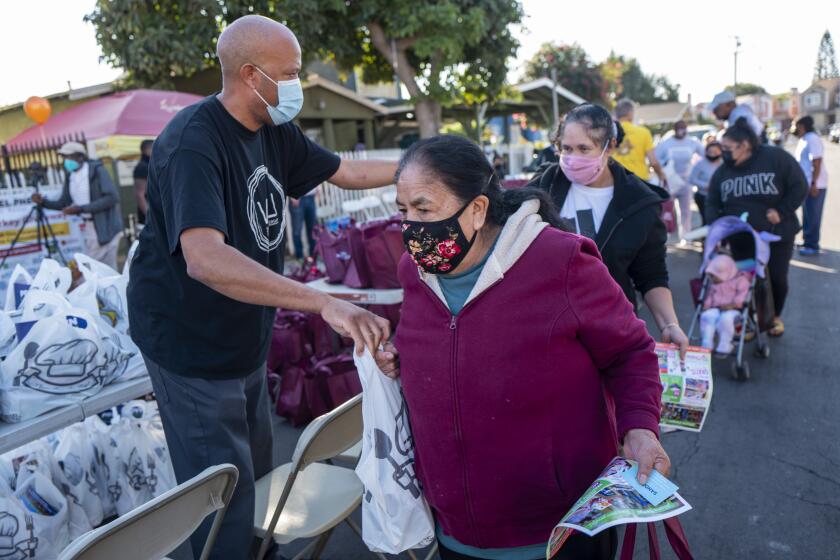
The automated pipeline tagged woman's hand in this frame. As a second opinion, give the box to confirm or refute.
[623,428,671,484]
[766,208,781,225]
[374,341,400,379]
[661,323,688,360]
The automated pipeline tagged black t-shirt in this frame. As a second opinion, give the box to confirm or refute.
[127,96,340,378]
[706,145,808,240]
[133,156,150,224]
[133,156,150,181]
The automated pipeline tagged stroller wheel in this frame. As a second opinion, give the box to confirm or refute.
[754,343,770,359]
[730,360,750,381]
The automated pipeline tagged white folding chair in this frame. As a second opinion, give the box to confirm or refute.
[342,196,389,222]
[380,190,398,215]
[254,394,365,560]
[58,464,238,560]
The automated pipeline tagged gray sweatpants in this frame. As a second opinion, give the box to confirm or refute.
[143,355,274,560]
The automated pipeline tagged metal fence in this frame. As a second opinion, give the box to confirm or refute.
[312,148,402,222]
[0,132,87,188]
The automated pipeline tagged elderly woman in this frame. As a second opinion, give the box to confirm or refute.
[384,135,669,560]
[706,120,808,336]
[528,103,689,357]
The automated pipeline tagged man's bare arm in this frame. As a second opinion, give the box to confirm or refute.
[329,159,398,190]
[180,227,390,352]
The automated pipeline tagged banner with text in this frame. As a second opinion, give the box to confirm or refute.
[0,186,86,296]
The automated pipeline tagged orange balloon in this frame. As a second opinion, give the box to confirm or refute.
[24,96,51,125]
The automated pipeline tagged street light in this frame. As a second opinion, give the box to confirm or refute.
[733,36,742,94]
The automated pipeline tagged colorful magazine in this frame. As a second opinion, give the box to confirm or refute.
[546,457,691,559]
[656,343,713,432]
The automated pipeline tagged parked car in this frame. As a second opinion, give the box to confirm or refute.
[829,124,840,144]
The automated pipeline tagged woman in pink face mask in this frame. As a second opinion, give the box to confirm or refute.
[528,103,689,357]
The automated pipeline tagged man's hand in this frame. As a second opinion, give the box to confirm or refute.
[31,193,43,204]
[321,298,390,356]
[290,198,300,207]
[374,341,399,379]
[62,205,83,215]
[766,208,781,225]
[657,172,669,190]
[810,184,820,198]
[661,323,688,360]
[623,428,671,484]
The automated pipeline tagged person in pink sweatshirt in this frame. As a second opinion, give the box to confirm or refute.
[700,254,752,355]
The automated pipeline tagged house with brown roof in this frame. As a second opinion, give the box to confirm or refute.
[800,78,840,130]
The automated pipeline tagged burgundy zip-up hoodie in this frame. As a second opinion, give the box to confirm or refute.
[394,202,662,549]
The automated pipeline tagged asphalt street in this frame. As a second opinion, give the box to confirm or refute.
[270,139,840,559]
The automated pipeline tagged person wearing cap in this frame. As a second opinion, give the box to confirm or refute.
[31,141,123,270]
[655,121,705,240]
[612,98,668,185]
[708,90,764,138]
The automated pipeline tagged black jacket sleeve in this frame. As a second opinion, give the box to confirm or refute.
[627,212,669,295]
[705,167,724,225]
[775,150,808,219]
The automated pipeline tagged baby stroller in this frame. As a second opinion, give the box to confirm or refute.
[686,216,778,381]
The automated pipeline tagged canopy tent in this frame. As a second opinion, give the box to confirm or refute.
[7,89,202,150]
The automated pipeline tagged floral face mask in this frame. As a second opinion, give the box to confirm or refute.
[402,200,477,274]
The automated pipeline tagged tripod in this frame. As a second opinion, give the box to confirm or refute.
[0,174,66,270]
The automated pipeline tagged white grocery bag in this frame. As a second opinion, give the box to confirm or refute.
[11,472,71,558]
[30,259,72,296]
[3,265,33,311]
[0,293,108,423]
[74,253,129,334]
[52,423,105,527]
[353,350,434,554]
[0,312,16,358]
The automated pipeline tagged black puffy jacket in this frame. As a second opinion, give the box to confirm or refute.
[527,160,670,309]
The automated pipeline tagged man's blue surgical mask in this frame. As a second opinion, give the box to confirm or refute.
[253,67,303,126]
[63,159,80,173]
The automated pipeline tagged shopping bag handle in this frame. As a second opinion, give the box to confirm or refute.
[620,517,693,560]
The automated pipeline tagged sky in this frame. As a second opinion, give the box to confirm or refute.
[1,0,839,108]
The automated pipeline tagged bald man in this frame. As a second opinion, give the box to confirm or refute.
[127,15,396,559]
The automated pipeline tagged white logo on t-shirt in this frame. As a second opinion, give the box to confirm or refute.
[246,165,287,252]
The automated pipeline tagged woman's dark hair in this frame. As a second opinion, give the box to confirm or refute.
[722,118,759,151]
[553,103,622,148]
[794,115,815,133]
[394,135,563,229]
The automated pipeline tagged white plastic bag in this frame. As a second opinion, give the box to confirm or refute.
[4,265,33,311]
[12,472,71,558]
[74,253,129,334]
[30,259,72,296]
[52,423,105,527]
[353,350,434,554]
[0,296,108,423]
[84,415,119,518]
[0,312,16,358]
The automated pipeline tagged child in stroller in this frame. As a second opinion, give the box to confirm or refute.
[687,215,776,380]
[699,254,752,357]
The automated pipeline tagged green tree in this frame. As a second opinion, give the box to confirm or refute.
[725,83,767,96]
[523,42,605,104]
[600,52,679,104]
[86,0,525,138]
[814,30,839,81]
[85,1,227,88]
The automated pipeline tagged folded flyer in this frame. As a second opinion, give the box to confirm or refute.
[656,343,713,432]
[546,457,691,559]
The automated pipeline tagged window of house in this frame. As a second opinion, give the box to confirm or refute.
[805,92,823,108]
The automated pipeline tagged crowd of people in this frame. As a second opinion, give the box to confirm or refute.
[25,13,831,560]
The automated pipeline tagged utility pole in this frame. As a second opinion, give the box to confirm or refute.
[551,66,560,133]
[733,36,741,95]
[545,53,560,132]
